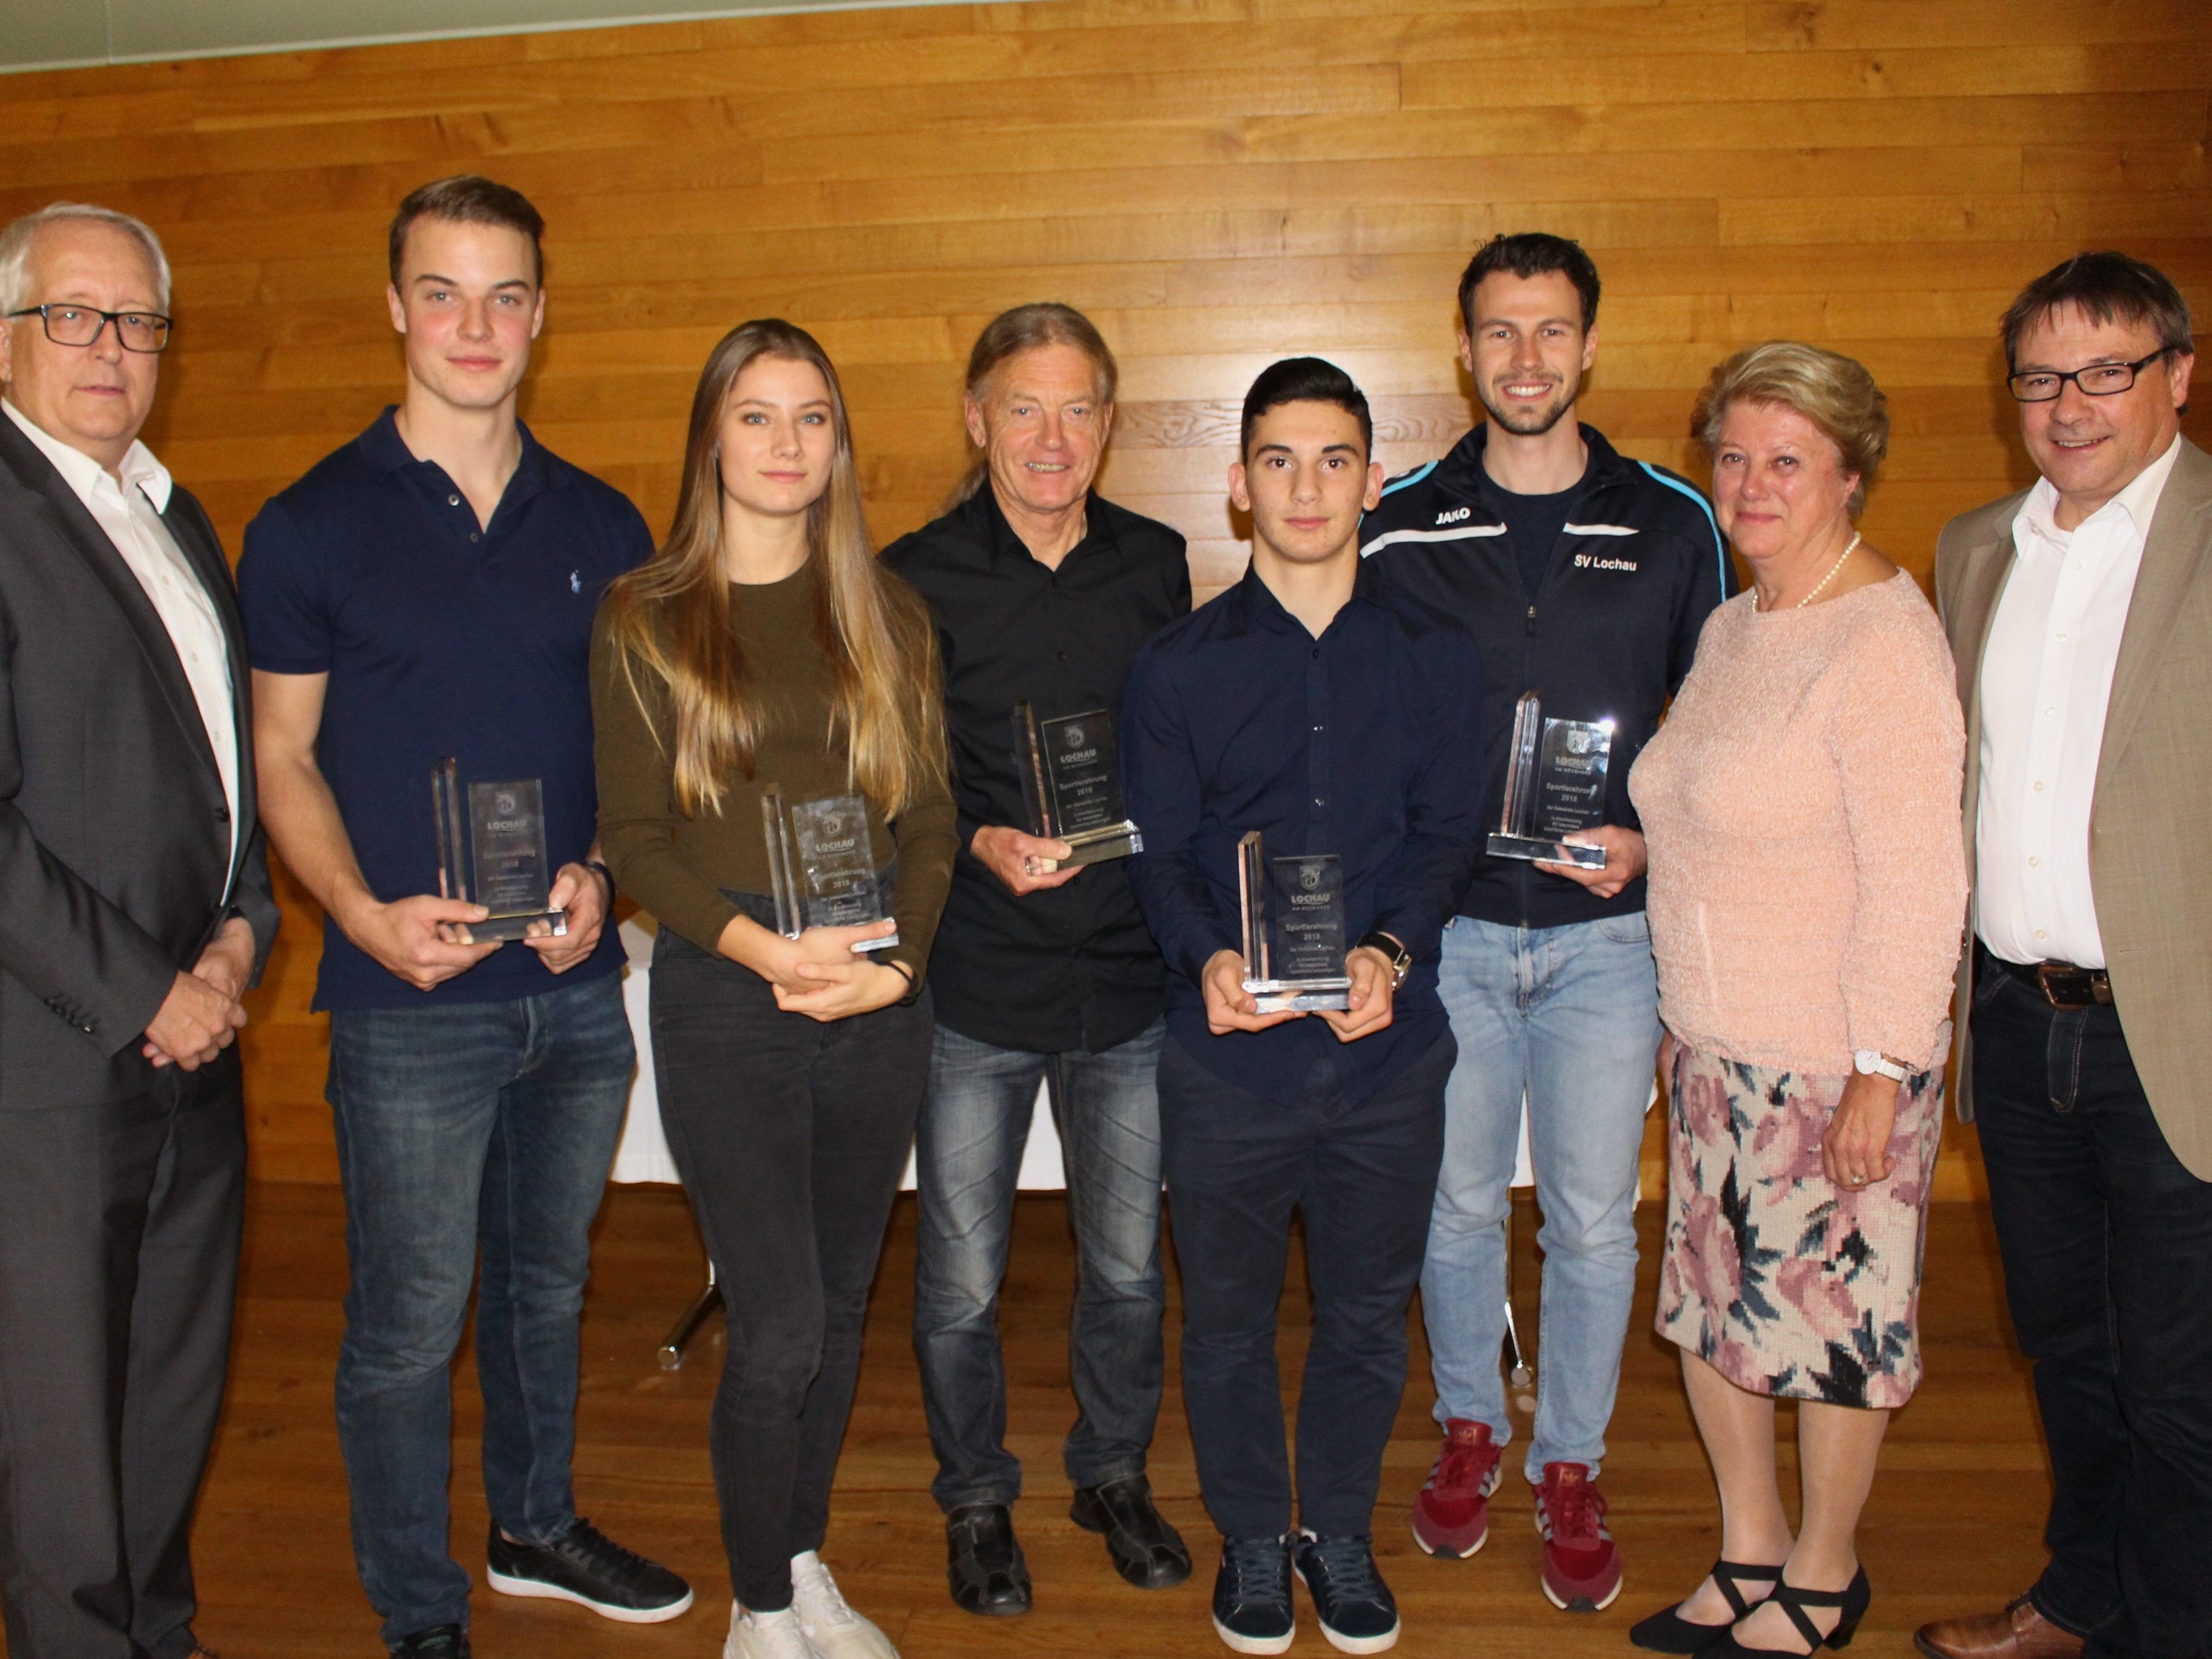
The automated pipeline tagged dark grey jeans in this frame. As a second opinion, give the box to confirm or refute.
[649,920,931,1612]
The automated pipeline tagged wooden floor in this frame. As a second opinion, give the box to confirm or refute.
[48,1188,2050,1657]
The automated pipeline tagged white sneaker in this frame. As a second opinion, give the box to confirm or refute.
[790,1551,899,1659]
[725,1601,823,1659]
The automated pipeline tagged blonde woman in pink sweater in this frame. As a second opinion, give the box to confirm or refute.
[1626,343,1967,1659]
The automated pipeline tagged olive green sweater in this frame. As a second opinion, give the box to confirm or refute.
[590,557,956,985]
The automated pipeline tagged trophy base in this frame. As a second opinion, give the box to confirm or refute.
[1487,833,1607,869]
[465,907,568,944]
[777,927,904,952]
[1243,975,1352,1013]
[1038,823,1143,871]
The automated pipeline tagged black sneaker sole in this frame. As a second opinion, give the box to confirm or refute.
[486,1564,694,1624]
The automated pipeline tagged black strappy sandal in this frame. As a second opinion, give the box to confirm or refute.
[1629,1560,1785,1653]
[1709,1566,1872,1657]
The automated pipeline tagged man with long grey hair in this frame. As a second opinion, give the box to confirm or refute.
[883,304,1193,1617]
[0,200,280,1659]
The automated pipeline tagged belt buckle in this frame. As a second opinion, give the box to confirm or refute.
[2033,963,2107,1009]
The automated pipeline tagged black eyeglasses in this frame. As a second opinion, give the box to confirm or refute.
[2008,346,2174,403]
[4,303,172,354]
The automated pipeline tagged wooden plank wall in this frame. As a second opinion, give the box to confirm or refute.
[3,0,2206,1183]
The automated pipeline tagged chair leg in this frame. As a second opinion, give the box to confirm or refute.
[656,1257,720,1371]
[1502,1207,1536,1413]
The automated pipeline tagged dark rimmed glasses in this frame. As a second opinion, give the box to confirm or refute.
[2008,346,2175,403]
[4,303,172,354]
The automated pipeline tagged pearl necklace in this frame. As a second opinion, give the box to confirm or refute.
[1754,531,1861,612]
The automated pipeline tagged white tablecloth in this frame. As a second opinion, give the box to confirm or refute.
[610,917,1069,1188]
[610,915,1552,1191]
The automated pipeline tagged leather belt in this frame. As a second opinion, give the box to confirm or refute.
[1987,949,2113,1010]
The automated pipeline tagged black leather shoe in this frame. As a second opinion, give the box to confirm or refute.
[1071,1474,1192,1589]
[946,1502,1031,1617]
[389,1626,470,1658]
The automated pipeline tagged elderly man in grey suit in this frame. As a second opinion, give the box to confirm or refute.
[0,203,277,1659]
[1918,252,2210,1659]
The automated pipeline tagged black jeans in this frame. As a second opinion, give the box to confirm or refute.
[649,920,931,1612]
[0,1062,245,1659]
[1159,1030,1452,1540]
[1972,955,2212,1659]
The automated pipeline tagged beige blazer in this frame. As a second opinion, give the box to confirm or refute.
[1935,437,2212,1180]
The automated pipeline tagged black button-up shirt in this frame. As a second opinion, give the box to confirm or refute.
[1122,564,1485,1103]
[882,487,1189,1054]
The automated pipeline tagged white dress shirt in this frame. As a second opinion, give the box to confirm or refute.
[1975,433,2182,967]
[4,397,240,885]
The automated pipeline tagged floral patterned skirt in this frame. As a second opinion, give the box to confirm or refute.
[1654,1042,1944,1408]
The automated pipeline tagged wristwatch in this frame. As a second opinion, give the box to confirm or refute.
[1354,931,1413,990]
[1852,1048,1912,1082]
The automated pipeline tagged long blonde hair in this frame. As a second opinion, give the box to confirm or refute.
[600,319,946,818]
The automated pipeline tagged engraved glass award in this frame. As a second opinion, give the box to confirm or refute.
[761,785,899,950]
[1012,701,1143,869]
[1486,693,1612,870]
[1237,830,1351,1013]
[430,758,568,943]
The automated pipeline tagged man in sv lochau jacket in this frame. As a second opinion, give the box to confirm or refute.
[1357,232,1733,1615]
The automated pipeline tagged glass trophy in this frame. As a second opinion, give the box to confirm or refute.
[1012,701,1143,869]
[760,786,899,951]
[1237,830,1351,1013]
[1486,693,1612,871]
[431,758,568,942]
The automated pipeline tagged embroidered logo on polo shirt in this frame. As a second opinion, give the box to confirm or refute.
[1436,506,1471,525]
[1573,552,1640,571]
[570,569,582,593]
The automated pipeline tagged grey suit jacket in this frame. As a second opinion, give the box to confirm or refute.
[0,413,278,1112]
[1935,437,2212,1180]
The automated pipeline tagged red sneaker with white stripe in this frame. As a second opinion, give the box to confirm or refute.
[1531,1462,1622,1612]
[1409,1420,1502,1558]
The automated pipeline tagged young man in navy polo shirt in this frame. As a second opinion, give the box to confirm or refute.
[1124,359,1482,1654]
[238,177,688,1659]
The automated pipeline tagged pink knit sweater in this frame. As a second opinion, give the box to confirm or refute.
[1628,571,1967,1076]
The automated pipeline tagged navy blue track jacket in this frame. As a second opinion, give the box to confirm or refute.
[1357,422,1734,930]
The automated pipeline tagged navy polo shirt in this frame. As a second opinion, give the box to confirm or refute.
[238,408,652,1010]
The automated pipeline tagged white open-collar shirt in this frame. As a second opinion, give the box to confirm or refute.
[1975,432,2183,969]
[4,396,240,886]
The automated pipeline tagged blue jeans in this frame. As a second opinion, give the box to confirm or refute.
[1161,1030,1453,1539]
[1419,913,1660,1481]
[327,972,633,1644]
[913,1018,1167,1511]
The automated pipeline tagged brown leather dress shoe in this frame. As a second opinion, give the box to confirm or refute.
[1915,1595,2085,1659]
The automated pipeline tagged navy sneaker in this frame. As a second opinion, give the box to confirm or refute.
[1293,1530,1400,1654]
[1212,1534,1295,1655]
[486,1519,692,1623]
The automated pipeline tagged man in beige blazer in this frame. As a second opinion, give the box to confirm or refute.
[1918,252,2210,1659]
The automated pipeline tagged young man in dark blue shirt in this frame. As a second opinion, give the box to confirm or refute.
[1357,234,1731,1614]
[1124,359,1482,1655]
[238,178,687,1658]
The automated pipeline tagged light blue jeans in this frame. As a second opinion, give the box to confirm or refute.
[1419,913,1660,1482]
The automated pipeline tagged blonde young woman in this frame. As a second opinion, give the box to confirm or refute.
[593,320,955,1659]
